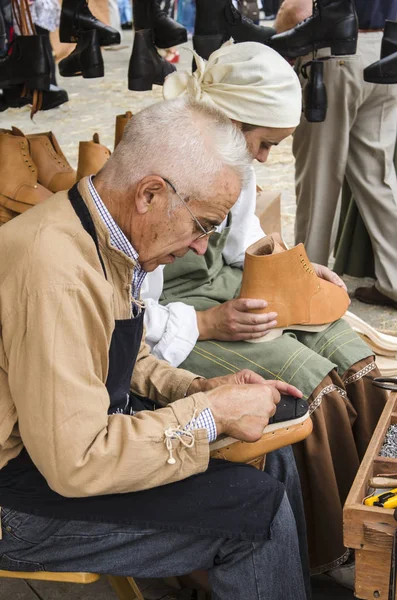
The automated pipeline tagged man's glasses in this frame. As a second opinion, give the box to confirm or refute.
[162,177,218,239]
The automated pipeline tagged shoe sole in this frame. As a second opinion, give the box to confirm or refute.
[271,37,357,58]
[343,311,397,352]
[363,73,397,84]
[210,413,312,462]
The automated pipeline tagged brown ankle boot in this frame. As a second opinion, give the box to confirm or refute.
[114,111,133,149]
[27,132,76,193]
[76,133,111,181]
[240,239,350,333]
[0,127,53,214]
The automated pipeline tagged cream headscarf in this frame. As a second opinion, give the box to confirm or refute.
[163,42,302,129]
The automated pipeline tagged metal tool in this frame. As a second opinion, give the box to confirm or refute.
[373,377,397,392]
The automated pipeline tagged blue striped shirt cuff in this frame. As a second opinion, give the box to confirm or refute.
[186,408,217,442]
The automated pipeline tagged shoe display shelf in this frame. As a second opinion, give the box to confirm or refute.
[344,391,397,599]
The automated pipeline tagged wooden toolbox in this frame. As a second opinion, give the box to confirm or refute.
[344,391,397,599]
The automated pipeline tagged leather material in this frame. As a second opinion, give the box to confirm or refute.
[303,60,327,123]
[239,238,350,328]
[0,84,68,111]
[76,133,110,182]
[59,29,104,79]
[27,132,76,193]
[381,20,397,58]
[267,0,358,58]
[364,49,397,84]
[355,285,397,309]
[193,34,225,61]
[0,128,53,215]
[153,2,187,48]
[210,417,313,463]
[114,111,133,149]
[59,0,120,46]
[0,35,51,90]
[0,9,6,54]
[128,29,176,92]
[268,395,309,426]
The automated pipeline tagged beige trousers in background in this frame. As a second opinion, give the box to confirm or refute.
[293,32,397,301]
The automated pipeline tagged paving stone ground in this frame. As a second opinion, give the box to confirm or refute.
[0,29,395,600]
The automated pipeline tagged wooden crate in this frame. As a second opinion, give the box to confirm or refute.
[344,392,397,599]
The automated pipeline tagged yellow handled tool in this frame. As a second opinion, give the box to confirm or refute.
[365,488,397,508]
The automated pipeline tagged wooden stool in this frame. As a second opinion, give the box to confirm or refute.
[0,570,144,600]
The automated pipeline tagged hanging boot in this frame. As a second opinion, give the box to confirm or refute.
[128,29,176,91]
[114,111,133,149]
[27,132,76,193]
[302,59,327,122]
[193,0,275,60]
[0,128,53,215]
[76,133,111,181]
[59,29,104,78]
[0,84,68,111]
[59,0,120,46]
[267,0,358,59]
[364,21,397,84]
[0,35,52,90]
[239,237,350,339]
[0,8,7,54]
[152,0,187,48]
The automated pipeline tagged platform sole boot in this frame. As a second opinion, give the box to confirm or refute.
[59,29,104,78]
[0,35,51,90]
[128,29,175,91]
[59,0,120,46]
[267,0,358,58]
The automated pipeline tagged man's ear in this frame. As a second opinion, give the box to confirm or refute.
[134,176,168,215]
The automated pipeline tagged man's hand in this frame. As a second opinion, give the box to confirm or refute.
[207,383,281,441]
[197,299,278,342]
[187,369,302,399]
[312,263,348,292]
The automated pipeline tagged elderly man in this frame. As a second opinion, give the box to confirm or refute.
[0,98,309,599]
[141,42,388,585]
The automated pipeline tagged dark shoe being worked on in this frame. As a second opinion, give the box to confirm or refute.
[267,0,358,58]
[0,84,68,111]
[355,285,397,309]
[59,29,104,78]
[0,35,52,90]
[128,28,175,91]
[59,0,120,46]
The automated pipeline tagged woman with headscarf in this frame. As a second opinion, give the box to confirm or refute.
[141,41,388,586]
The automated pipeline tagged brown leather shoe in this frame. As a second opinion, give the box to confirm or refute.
[355,285,397,309]
[76,133,111,181]
[0,127,53,214]
[114,110,133,149]
[239,238,350,329]
[27,132,76,193]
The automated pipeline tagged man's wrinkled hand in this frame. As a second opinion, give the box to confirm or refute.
[313,263,348,292]
[197,298,278,342]
[187,369,302,399]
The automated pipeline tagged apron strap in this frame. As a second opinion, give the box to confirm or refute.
[68,184,107,280]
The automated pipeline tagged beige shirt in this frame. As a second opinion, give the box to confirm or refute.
[0,178,211,498]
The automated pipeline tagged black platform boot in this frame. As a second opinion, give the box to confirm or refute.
[152,0,187,48]
[193,0,275,61]
[128,29,175,91]
[363,21,397,84]
[267,0,358,58]
[0,9,7,54]
[302,59,327,122]
[59,29,104,78]
[59,0,120,46]
[0,35,52,90]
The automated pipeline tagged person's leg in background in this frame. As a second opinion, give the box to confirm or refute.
[293,49,362,265]
[344,33,397,305]
[118,0,132,27]
[108,0,122,34]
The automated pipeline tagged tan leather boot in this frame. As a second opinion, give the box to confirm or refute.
[114,111,133,149]
[0,127,53,214]
[240,238,350,332]
[0,206,18,226]
[76,133,111,181]
[27,132,76,193]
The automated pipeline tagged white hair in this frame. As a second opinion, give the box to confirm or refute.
[103,97,251,204]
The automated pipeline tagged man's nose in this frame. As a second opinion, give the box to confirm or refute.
[256,147,271,163]
[189,236,210,255]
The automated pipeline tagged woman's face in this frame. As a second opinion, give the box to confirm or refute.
[242,126,296,163]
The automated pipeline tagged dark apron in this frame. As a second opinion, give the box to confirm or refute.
[0,186,283,541]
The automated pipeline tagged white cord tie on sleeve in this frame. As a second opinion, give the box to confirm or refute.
[164,426,195,465]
